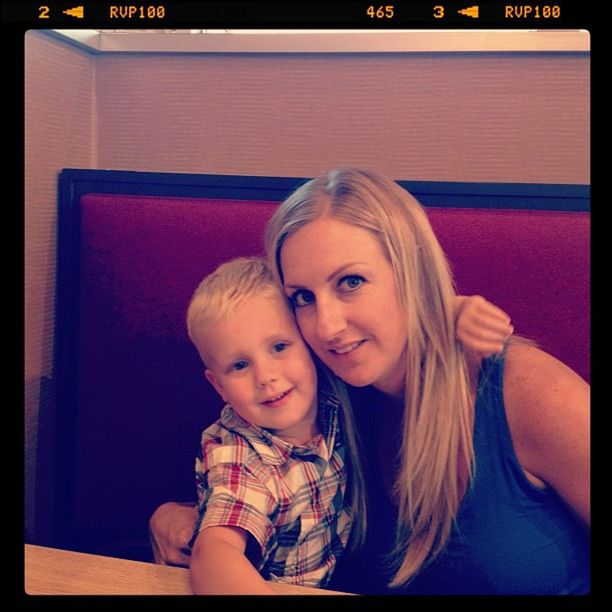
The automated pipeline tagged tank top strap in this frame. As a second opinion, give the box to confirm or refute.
[471,352,549,502]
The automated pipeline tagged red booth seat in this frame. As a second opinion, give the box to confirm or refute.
[64,193,589,560]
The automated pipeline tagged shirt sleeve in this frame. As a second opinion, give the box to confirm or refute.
[193,434,276,552]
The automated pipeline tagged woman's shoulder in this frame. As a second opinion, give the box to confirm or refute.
[502,341,588,416]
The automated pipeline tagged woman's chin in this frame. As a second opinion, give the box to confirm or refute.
[328,367,374,388]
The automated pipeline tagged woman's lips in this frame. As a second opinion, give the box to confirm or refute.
[329,340,366,355]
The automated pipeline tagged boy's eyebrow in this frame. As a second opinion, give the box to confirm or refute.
[215,333,298,359]
[284,262,369,288]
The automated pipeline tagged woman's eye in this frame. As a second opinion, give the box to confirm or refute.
[231,360,248,371]
[339,275,364,291]
[290,290,314,308]
[273,342,289,353]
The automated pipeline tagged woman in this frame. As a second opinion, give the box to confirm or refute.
[151,167,589,594]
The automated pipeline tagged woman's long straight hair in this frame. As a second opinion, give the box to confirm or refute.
[264,167,475,586]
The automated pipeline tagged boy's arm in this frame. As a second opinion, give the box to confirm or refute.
[190,525,275,595]
[455,295,513,362]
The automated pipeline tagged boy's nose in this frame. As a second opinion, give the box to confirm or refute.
[254,360,279,387]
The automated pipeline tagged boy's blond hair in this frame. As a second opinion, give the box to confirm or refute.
[186,257,283,363]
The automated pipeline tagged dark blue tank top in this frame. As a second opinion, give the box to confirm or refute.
[330,356,590,595]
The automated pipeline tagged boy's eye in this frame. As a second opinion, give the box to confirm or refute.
[273,342,289,353]
[339,275,364,291]
[289,289,315,308]
[231,360,248,371]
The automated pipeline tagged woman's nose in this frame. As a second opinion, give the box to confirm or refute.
[315,298,348,343]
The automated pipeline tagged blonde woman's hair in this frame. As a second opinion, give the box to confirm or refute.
[186,255,366,549]
[264,167,475,587]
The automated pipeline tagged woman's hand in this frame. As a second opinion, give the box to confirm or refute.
[455,295,513,360]
[149,501,198,566]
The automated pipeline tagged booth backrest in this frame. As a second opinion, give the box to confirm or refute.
[58,192,590,560]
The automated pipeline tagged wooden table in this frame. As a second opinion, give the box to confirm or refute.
[24,544,352,595]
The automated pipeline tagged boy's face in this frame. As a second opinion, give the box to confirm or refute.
[197,292,318,445]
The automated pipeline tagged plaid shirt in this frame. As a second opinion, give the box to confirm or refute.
[192,389,351,587]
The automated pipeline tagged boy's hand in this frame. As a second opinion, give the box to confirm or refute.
[455,295,513,360]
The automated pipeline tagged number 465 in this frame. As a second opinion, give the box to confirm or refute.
[367,5,394,18]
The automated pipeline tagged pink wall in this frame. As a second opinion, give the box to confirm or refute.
[25,31,95,540]
[95,52,589,183]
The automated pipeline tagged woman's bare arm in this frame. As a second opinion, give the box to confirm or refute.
[503,343,590,527]
[149,501,198,566]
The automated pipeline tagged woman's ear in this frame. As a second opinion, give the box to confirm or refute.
[205,369,227,402]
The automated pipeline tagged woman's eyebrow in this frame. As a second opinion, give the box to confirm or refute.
[284,262,369,288]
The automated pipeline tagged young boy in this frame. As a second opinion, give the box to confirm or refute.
[186,257,361,594]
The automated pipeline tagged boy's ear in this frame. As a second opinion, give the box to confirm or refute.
[205,368,227,402]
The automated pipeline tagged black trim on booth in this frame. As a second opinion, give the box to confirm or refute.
[59,168,590,211]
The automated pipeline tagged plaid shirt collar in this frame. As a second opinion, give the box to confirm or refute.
[219,388,341,466]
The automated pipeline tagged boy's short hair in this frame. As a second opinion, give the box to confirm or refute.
[186,257,283,358]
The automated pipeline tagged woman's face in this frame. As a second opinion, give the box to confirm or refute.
[280,217,408,396]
